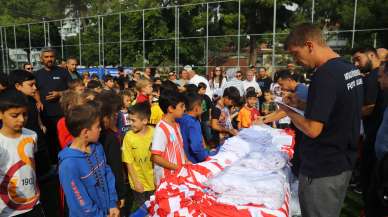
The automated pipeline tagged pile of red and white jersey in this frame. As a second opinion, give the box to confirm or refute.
[146,125,295,217]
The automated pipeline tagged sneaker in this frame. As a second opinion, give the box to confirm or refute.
[352,185,363,194]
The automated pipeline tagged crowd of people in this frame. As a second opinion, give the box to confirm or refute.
[0,23,388,217]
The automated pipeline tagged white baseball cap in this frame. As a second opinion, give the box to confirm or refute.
[183,65,193,71]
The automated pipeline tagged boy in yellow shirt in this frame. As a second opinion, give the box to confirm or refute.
[122,102,155,208]
[149,84,164,125]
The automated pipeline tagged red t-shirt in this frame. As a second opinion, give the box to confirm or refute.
[136,93,149,104]
[57,117,73,149]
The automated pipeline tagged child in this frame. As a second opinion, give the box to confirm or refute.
[57,90,88,149]
[118,90,133,136]
[261,90,277,116]
[261,90,278,127]
[135,79,153,104]
[83,89,98,101]
[198,82,213,143]
[177,92,210,163]
[8,70,45,138]
[122,102,155,209]
[210,86,240,146]
[8,70,51,177]
[0,90,44,216]
[68,79,85,93]
[104,75,116,92]
[151,90,188,185]
[87,79,103,93]
[81,71,90,87]
[57,90,90,217]
[149,84,164,125]
[97,91,126,212]
[237,90,260,129]
[58,102,119,217]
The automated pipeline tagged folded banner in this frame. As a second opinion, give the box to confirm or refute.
[146,125,295,217]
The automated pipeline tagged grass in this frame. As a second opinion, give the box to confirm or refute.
[341,190,364,217]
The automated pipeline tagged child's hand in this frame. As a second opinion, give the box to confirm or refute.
[134,181,145,193]
[36,101,44,111]
[40,125,47,134]
[117,199,125,208]
[254,117,264,125]
[108,207,120,217]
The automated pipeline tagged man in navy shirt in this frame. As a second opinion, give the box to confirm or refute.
[280,23,364,217]
[177,92,209,163]
[352,47,388,203]
[34,47,71,164]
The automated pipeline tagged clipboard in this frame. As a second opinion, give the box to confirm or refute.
[274,98,305,116]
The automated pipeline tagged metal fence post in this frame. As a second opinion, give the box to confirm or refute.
[311,0,315,23]
[119,13,122,66]
[101,16,105,66]
[78,18,82,65]
[142,10,146,69]
[43,21,47,47]
[206,3,209,75]
[0,27,5,73]
[177,6,180,73]
[28,24,32,63]
[237,0,241,68]
[272,0,277,69]
[174,5,179,74]
[47,22,51,46]
[60,20,64,60]
[98,16,101,66]
[13,25,18,68]
[4,28,9,73]
[351,0,358,48]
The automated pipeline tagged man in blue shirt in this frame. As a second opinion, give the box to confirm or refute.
[177,92,210,163]
[277,69,308,102]
[375,62,388,160]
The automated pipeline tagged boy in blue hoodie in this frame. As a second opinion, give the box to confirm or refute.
[58,101,119,217]
[177,92,210,163]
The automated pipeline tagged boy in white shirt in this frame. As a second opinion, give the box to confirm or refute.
[0,90,44,217]
[151,90,189,185]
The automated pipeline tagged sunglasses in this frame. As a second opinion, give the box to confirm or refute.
[26,67,33,70]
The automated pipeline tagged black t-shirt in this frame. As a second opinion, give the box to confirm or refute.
[363,69,379,106]
[34,66,71,117]
[301,57,364,178]
[201,94,213,122]
[362,68,388,144]
[257,77,272,92]
[117,75,129,90]
[25,96,42,136]
[210,106,222,145]
[100,130,126,200]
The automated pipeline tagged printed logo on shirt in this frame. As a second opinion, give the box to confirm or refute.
[344,69,363,91]
[0,137,39,211]
[52,76,61,80]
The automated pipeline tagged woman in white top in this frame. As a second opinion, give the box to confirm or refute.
[209,66,227,98]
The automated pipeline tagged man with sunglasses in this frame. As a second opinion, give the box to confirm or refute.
[23,63,34,73]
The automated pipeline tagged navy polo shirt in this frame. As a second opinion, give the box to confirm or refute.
[34,66,71,117]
